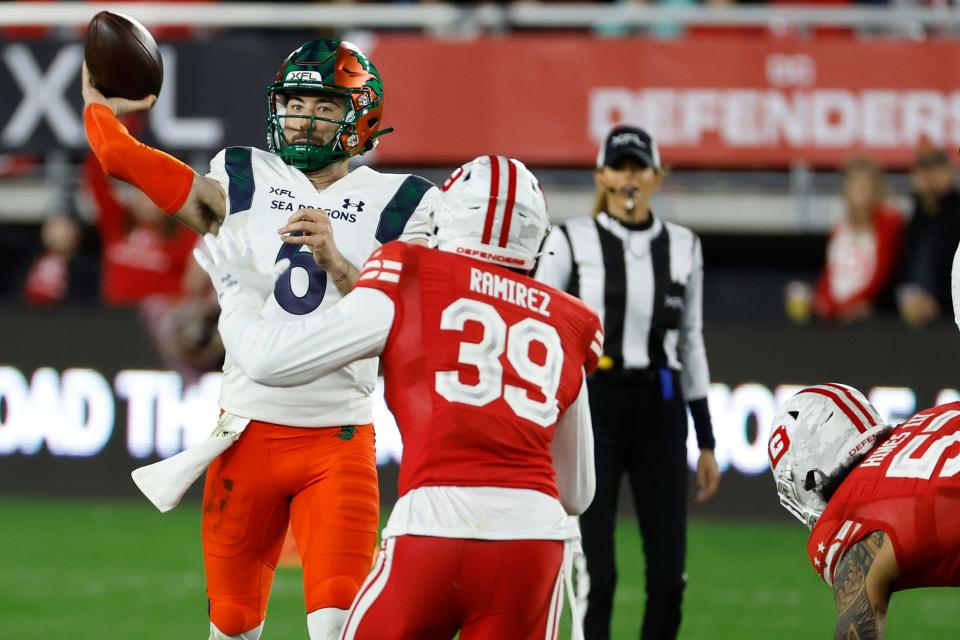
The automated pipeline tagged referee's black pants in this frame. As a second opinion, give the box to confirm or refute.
[581,369,689,640]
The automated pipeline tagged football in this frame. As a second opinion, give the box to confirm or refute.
[84,11,163,100]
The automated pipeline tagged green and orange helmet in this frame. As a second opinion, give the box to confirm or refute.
[266,39,391,172]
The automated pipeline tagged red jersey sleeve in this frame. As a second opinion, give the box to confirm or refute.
[354,241,409,300]
[808,509,901,588]
[808,516,873,586]
[580,304,604,375]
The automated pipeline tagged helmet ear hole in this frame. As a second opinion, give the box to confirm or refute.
[788,410,799,419]
[804,469,819,491]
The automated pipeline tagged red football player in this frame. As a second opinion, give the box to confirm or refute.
[769,383,960,639]
[195,155,604,639]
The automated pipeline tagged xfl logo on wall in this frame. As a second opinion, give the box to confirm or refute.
[0,40,296,153]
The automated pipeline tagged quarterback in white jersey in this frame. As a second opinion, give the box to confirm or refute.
[209,146,434,427]
[194,155,600,640]
[82,39,436,640]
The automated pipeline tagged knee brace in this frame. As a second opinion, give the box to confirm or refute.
[208,620,264,640]
[307,607,349,640]
[209,600,263,639]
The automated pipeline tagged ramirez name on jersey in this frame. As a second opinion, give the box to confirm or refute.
[469,267,552,318]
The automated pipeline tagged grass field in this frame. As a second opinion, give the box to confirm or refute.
[1,498,957,639]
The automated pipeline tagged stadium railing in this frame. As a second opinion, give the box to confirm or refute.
[0,2,958,34]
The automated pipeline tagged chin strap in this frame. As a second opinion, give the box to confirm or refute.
[366,127,394,148]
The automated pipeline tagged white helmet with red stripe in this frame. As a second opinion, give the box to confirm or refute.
[768,383,890,529]
[435,155,549,271]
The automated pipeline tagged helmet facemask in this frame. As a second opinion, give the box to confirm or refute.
[267,86,367,173]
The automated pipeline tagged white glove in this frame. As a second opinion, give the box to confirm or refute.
[193,227,290,304]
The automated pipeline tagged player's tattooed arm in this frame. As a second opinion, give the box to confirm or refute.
[833,531,889,640]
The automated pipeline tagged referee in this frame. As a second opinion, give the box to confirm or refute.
[534,124,720,640]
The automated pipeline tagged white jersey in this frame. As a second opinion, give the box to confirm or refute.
[206,146,438,427]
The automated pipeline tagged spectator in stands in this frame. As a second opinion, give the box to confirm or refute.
[802,157,903,323]
[84,154,196,306]
[896,148,960,328]
[21,212,100,306]
[141,247,225,382]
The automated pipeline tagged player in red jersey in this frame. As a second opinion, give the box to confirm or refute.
[194,155,604,639]
[768,382,960,639]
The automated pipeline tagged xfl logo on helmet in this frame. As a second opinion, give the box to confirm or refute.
[342,198,364,212]
[286,70,323,83]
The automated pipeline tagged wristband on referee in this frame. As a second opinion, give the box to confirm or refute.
[688,397,716,451]
[83,103,194,214]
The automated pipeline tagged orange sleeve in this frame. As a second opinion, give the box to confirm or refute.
[83,103,194,214]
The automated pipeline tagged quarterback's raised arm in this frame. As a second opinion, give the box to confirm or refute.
[194,229,393,387]
[551,374,596,515]
[82,63,226,234]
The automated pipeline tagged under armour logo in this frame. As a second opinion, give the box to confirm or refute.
[342,198,365,212]
[611,133,645,148]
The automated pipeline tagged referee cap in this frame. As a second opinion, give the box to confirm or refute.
[597,125,661,170]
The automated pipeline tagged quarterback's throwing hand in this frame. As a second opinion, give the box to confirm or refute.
[81,62,157,117]
[193,227,289,304]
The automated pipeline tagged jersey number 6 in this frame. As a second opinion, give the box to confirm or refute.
[273,240,327,315]
[435,298,564,428]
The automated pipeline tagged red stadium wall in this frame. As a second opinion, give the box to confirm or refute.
[2,34,959,169]
[369,34,960,169]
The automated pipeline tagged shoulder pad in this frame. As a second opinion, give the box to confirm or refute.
[357,241,409,288]
[375,175,438,244]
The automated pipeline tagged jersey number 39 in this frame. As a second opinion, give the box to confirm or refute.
[435,298,563,428]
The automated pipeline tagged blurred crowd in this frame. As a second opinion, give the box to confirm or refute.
[12,143,224,379]
[10,142,960,335]
[785,146,960,328]
[2,0,959,381]
[1,0,949,45]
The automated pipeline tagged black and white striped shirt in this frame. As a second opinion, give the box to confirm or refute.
[535,211,711,403]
